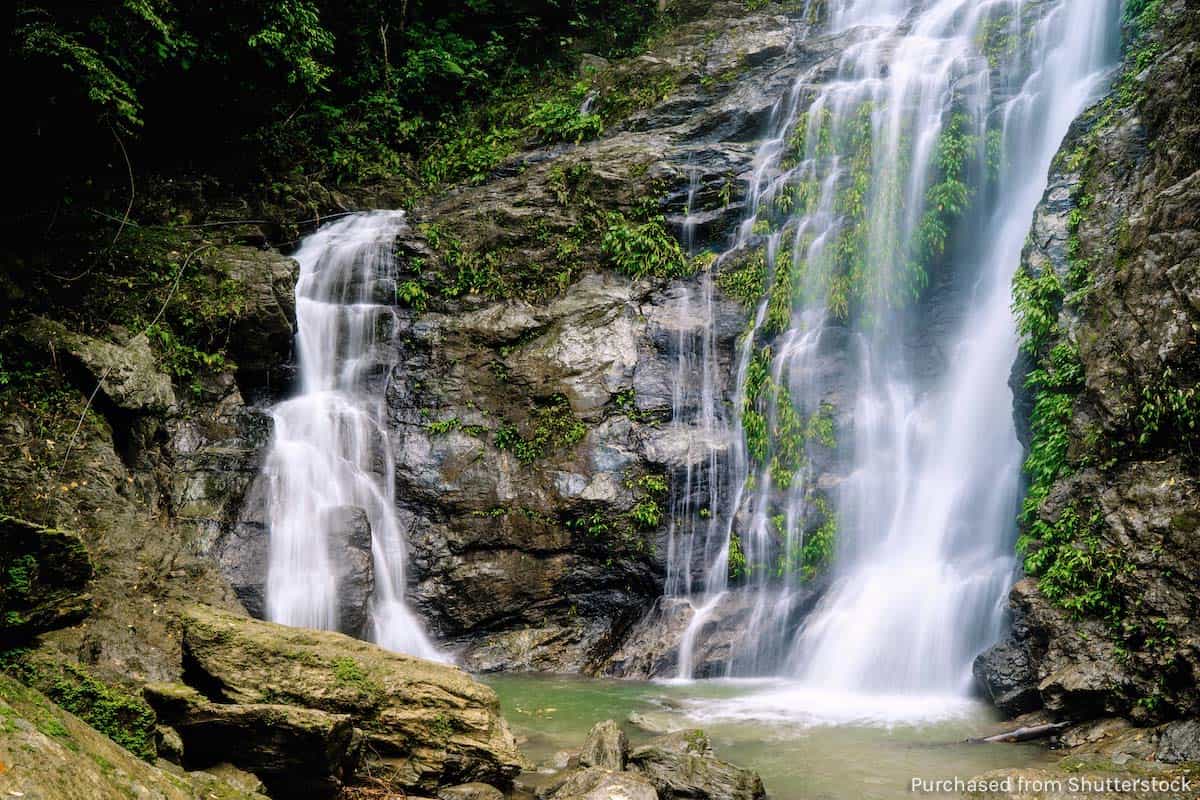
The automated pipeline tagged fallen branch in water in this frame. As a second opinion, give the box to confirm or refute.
[969,722,1070,744]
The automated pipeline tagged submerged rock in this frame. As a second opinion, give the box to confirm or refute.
[438,782,507,800]
[177,604,525,794]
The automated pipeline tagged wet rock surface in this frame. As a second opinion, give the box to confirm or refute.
[985,0,1200,724]
[322,505,375,637]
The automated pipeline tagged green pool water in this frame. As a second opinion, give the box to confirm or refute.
[483,674,1055,800]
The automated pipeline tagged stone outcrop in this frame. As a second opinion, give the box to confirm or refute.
[0,514,92,644]
[540,768,659,800]
[539,720,767,800]
[602,584,826,678]
[628,729,766,800]
[0,673,266,800]
[979,0,1200,724]
[204,245,298,401]
[145,681,358,798]
[580,718,628,770]
[20,317,176,417]
[172,604,525,795]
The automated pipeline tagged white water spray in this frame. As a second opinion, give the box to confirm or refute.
[667,0,1121,698]
[262,211,441,660]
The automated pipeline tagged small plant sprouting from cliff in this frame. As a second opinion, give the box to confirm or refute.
[1133,368,1199,452]
[396,280,429,311]
[601,212,690,280]
[728,531,749,580]
[527,81,605,144]
[801,496,837,580]
[627,472,669,532]
[494,395,587,466]
[716,249,767,307]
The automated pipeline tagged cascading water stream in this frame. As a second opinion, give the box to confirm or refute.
[261,211,441,660]
[667,0,1121,697]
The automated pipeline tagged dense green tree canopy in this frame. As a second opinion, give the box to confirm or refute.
[11,0,659,204]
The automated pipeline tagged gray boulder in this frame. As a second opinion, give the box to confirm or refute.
[22,317,175,414]
[322,505,375,637]
[438,783,506,800]
[538,767,658,800]
[628,730,765,800]
[1157,720,1200,764]
[580,719,628,771]
[973,639,1041,716]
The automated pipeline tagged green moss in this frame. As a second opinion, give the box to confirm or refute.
[331,656,382,700]
[426,417,461,436]
[4,554,37,600]
[974,12,1019,69]
[428,712,455,740]
[5,660,158,761]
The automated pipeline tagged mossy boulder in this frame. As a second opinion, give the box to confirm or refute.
[0,673,266,800]
[8,654,159,761]
[21,316,175,415]
[177,604,526,793]
[0,514,93,644]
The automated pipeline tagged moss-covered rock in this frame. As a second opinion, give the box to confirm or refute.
[0,673,266,800]
[177,604,526,794]
[21,316,176,415]
[983,0,1200,724]
[9,655,159,762]
[0,514,92,644]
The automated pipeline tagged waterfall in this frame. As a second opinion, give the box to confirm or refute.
[262,211,441,660]
[668,0,1121,690]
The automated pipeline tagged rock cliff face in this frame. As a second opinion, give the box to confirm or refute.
[202,0,853,673]
[977,0,1200,724]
